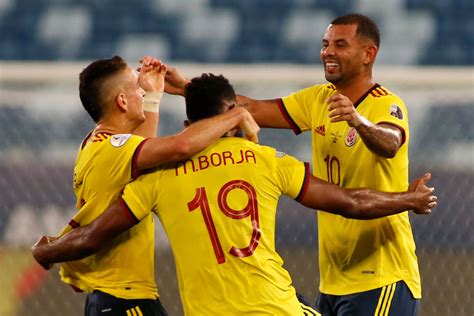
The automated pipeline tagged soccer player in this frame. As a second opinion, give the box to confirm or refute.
[37,57,259,316]
[32,74,437,316]
[236,13,422,316]
[166,13,425,316]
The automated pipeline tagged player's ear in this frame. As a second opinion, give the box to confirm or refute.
[116,93,127,112]
[364,45,378,65]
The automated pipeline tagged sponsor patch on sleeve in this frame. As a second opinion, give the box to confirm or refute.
[111,134,132,147]
[390,104,403,119]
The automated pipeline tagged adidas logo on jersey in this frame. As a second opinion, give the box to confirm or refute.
[314,125,326,136]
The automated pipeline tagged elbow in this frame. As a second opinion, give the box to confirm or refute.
[381,149,397,159]
[374,143,399,159]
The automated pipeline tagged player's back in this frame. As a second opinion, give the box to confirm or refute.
[147,137,307,315]
[59,132,158,299]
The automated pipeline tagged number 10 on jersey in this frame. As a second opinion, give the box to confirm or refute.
[187,180,261,264]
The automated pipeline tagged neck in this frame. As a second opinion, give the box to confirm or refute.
[334,72,375,103]
[95,115,138,135]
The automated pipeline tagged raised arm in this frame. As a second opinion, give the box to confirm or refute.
[32,200,135,270]
[133,57,167,138]
[236,95,290,128]
[164,66,290,129]
[327,93,403,158]
[136,106,259,171]
[299,173,437,219]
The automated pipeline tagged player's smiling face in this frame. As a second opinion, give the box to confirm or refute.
[320,24,366,86]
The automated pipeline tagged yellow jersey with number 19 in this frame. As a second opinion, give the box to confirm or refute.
[121,137,311,316]
[58,132,158,300]
[280,83,420,298]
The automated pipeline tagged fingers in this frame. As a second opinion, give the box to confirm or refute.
[139,56,166,74]
[245,133,259,144]
[326,93,358,124]
[419,172,432,185]
[158,63,168,75]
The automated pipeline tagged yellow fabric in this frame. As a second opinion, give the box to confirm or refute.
[123,137,309,315]
[281,83,420,298]
[58,132,158,299]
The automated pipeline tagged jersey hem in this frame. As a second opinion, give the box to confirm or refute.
[320,278,421,299]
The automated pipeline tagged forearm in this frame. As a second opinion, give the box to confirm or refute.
[237,95,289,128]
[354,117,402,158]
[343,189,415,219]
[33,228,98,265]
[180,107,248,151]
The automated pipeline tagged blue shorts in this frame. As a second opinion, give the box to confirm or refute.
[316,281,420,316]
[297,292,322,315]
[85,290,168,316]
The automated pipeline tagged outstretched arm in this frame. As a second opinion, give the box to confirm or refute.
[299,173,437,219]
[163,66,290,129]
[236,95,290,128]
[32,200,134,270]
[135,106,260,171]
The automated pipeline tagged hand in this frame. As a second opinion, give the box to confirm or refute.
[238,109,260,143]
[327,93,363,127]
[31,235,57,270]
[408,173,437,214]
[137,56,167,93]
[164,66,190,96]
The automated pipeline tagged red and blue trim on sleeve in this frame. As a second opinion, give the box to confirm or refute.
[131,138,150,179]
[296,162,311,202]
[378,121,407,146]
[118,197,140,224]
[276,98,302,135]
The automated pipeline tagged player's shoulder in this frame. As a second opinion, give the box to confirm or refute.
[369,85,403,101]
[227,137,277,157]
[300,83,336,96]
[108,134,144,148]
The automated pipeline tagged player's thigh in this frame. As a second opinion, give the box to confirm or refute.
[316,281,419,316]
[85,290,168,316]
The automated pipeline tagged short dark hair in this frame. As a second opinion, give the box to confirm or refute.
[331,13,380,48]
[185,73,236,122]
[79,56,128,122]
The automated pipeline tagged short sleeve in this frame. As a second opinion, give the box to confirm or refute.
[279,86,315,134]
[273,151,310,201]
[372,96,409,145]
[105,134,148,180]
[121,171,159,221]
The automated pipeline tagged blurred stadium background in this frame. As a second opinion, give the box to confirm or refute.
[0,0,473,315]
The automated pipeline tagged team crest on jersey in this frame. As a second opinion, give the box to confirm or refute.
[275,151,286,158]
[390,104,403,119]
[111,134,132,147]
[345,127,358,147]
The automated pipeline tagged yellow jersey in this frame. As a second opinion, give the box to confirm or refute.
[122,137,311,315]
[280,83,420,298]
[58,132,158,299]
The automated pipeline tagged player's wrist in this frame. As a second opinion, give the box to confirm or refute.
[143,91,163,113]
